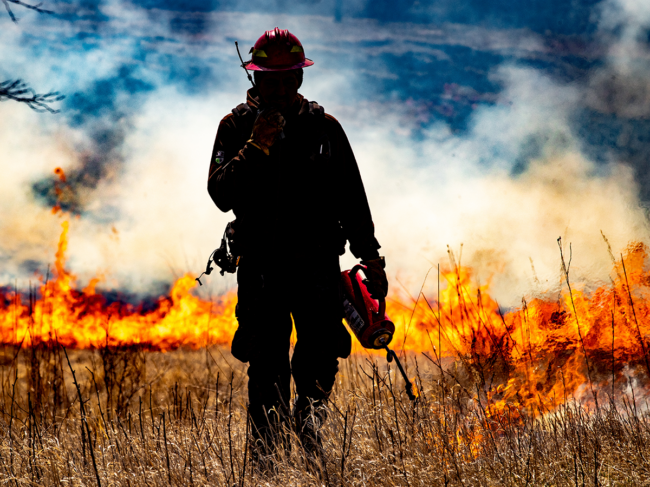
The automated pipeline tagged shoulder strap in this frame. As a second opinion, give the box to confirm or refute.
[298,99,325,118]
[230,103,257,143]
[308,101,325,118]
[300,100,331,160]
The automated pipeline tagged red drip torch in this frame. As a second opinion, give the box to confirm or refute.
[341,265,416,401]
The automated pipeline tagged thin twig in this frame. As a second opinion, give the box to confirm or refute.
[557,237,595,400]
[62,347,102,487]
[2,0,53,22]
[620,254,650,379]
[86,367,110,439]
[162,412,172,485]
[0,79,64,112]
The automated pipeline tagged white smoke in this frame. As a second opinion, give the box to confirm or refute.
[336,64,648,304]
[1,1,650,307]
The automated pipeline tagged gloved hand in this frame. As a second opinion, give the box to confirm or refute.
[361,256,388,300]
[248,108,285,155]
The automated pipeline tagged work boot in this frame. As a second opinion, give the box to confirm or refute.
[248,405,292,476]
[300,413,323,456]
[248,434,277,476]
[293,397,328,472]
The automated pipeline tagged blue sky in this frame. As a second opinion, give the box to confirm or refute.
[1,0,650,303]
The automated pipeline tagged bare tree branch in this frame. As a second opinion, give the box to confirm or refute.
[0,79,65,113]
[2,0,53,22]
[2,1,63,112]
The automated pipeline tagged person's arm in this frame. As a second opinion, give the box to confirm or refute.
[207,115,267,213]
[329,115,381,261]
[330,116,388,299]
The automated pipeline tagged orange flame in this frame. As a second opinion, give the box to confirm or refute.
[54,167,66,182]
[382,242,650,413]
[51,167,67,215]
[0,221,237,350]
[2,217,650,414]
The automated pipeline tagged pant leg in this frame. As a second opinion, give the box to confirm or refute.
[291,254,351,424]
[233,260,293,450]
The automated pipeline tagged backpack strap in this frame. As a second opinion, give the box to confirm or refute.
[308,101,325,117]
[231,103,257,145]
[306,101,330,159]
[298,100,324,117]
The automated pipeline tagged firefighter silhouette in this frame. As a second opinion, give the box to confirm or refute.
[207,27,388,466]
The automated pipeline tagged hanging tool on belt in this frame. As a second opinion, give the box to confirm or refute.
[196,220,240,286]
[341,265,416,401]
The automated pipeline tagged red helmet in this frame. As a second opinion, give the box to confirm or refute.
[245,27,314,72]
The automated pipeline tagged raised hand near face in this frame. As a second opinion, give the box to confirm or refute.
[248,108,286,155]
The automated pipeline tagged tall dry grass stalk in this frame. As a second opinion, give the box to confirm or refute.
[0,343,649,486]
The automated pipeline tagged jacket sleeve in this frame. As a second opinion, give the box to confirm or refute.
[328,115,381,260]
[207,114,267,213]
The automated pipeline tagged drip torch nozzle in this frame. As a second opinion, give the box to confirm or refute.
[383,346,416,402]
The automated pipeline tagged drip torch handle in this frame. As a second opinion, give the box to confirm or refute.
[349,264,365,280]
[351,264,386,314]
[384,347,416,402]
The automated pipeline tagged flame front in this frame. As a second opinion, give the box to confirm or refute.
[385,242,650,413]
[1,221,237,351]
[2,218,650,413]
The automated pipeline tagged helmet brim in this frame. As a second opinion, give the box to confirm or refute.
[244,59,314,72]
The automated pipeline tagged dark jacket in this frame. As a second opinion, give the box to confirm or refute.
[208,88,380,261]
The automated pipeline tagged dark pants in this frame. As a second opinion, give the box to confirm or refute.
[231,253,351,451]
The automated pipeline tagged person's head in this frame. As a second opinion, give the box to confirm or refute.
[253,69,303,109]
[244,28,313,108]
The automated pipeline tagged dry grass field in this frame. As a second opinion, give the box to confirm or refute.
[3,229,650,485]
[0,343,649,487]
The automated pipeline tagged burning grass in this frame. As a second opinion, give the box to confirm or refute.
[2,215,650,483]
